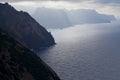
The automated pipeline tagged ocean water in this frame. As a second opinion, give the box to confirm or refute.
[38,22,120,80]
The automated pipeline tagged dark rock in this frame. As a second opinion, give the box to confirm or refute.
[0,3,55,50]
[0,28,60,80]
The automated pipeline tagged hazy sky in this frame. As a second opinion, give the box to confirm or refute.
[32,8,115,28]
[1,0,119,18]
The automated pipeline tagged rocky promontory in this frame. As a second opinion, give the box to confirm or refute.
[0,28,60,80]
[0,3,55,50]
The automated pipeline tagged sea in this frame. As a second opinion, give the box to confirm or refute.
[37,21,120,80]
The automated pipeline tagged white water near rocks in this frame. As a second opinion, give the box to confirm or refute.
[38,21,120,80]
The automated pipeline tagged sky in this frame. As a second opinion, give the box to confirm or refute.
[1,0,120,18]
[32,8,115,28]
[1,0,120,29]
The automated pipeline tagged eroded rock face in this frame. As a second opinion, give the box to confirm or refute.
[0,3,55,49]
[0,29,60,80]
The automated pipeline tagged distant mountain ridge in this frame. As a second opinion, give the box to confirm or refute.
[0,28,60,80]
[32,8,116,28]
[32,8,72,28]
[0,3,55,50]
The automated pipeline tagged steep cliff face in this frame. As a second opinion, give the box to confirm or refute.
[0,28,60,80]
[0,3,55,49]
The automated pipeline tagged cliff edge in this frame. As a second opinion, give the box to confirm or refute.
[0,28,60,80]
[0,3,55,49]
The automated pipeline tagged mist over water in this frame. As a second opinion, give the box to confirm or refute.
[32,8,115,29]
[38,20,120,80]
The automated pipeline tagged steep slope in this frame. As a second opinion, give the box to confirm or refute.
[0,3,55,49]
[0,28,60,80]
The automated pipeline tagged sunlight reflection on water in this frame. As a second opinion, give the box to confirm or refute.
[39,21,120,80]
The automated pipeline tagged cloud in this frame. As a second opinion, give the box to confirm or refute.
[1,0,120,4]
[8,0,119,17]
[1,0,87,2]
[96,0,120,4]
[32,8,116,29]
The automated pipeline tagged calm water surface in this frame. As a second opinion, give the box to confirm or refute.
[38,23,120,80]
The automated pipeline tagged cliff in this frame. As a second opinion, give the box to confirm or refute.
[0,28,60,80]
[0,3,55,49]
